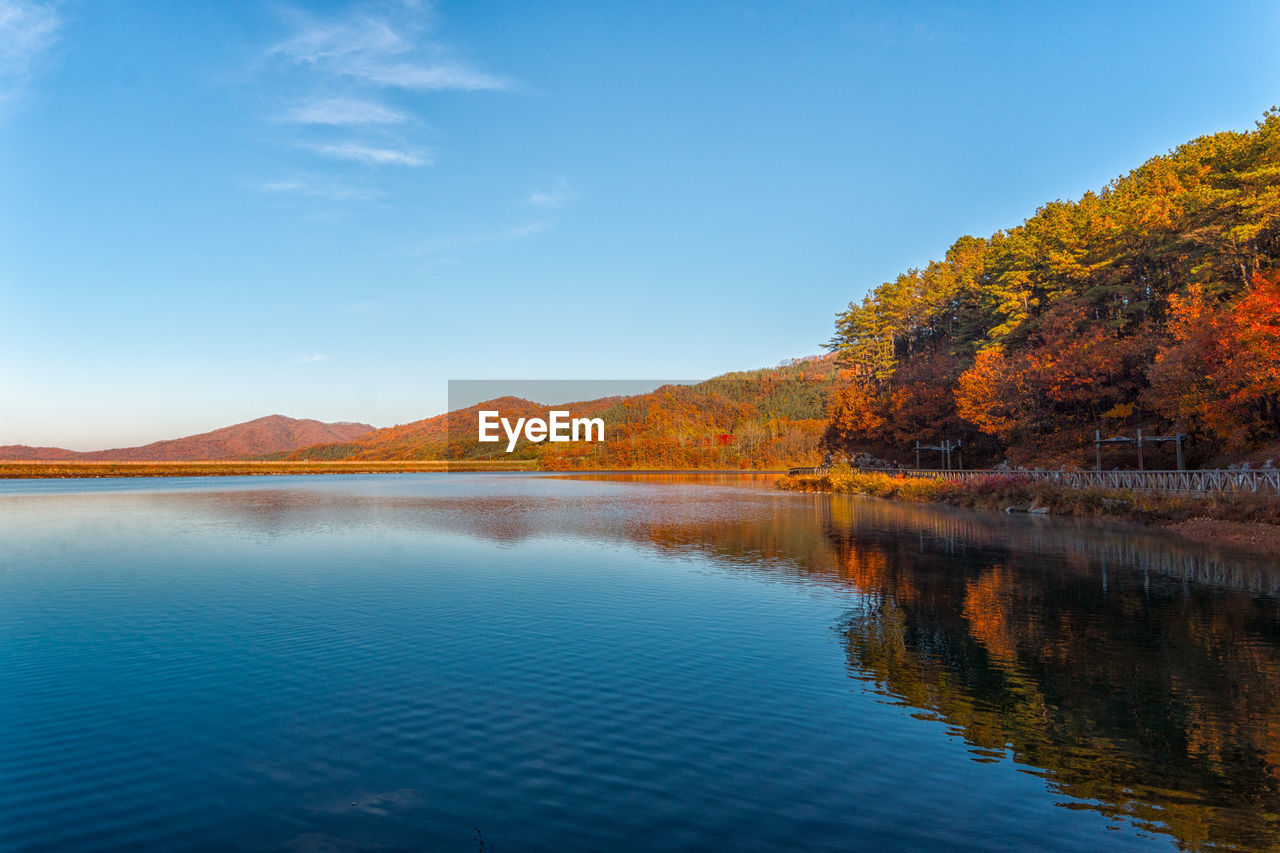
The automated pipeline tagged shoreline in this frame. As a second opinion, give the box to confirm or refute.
[0,460,536,479]
[0,462,790,480]
[1165,517,1280,555]
[777,467,1280,559]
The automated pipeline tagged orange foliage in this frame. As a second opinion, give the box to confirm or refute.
[1148,270,1280,446]
[822,382,884,449]
[955,349,1029,443]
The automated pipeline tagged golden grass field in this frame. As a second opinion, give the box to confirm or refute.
[0,460,538,479]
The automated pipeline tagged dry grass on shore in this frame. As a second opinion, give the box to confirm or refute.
[0,460,537,479]
[777,465,1280,527]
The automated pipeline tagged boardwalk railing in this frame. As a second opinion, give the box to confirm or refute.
[786,465,1280,495]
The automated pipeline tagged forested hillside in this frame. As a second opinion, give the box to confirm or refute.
[826,109,1280,467]
[540,357,836,469]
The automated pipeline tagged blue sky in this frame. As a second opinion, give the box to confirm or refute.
[1,0,1277,449]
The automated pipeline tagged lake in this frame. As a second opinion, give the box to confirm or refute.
[2,473,1278,851]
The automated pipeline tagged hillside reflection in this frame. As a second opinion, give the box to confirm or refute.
[645,493,1280,851]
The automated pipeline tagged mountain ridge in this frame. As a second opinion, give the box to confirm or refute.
[0,415,375,461]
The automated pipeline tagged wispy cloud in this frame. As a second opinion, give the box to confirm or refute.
[528,178,573,209]
[282,97,409,125]
[510,220,551,238]
[305,141,430,167]
[260,2,506,186]
[417,220,551,255]
[259,175,384,201]
[293,353,328,364]
[262,179,307,192]
[269,6,508,92]
[354,61,505,91]
[0,0,60,107]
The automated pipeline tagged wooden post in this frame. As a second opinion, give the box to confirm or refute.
[1176,434,1184,471]
[944,440,951,471]
[915,442,920,470]
[1137,428,1144,472]
[1095,430,1101,472]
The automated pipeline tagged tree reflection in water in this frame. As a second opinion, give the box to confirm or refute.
[613,484,1280,850]
[818,498,1280,851]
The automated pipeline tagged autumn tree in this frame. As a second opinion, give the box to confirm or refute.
[1148,270,1280,446]
[822,381,885,451]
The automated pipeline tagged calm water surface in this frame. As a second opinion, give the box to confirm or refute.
[2,473,1279,851]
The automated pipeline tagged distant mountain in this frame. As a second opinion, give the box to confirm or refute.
[0,415,375,461]
[0,445,83,461]
[271,396,620,461]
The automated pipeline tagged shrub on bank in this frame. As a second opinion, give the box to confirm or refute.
[776,467,1280,526]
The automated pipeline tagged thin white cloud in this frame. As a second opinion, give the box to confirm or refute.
[0,0,60,105]
[510,220,551,238]
[417,220,551,254]
[269,5,508,92]
[305,141,430,167]
[528,178,573,209]
[357,61,506,91]
[262,179,307,192]
[272,16,407,67]
[293,353,328,364]
[260,175,384,201]
[282,97,409,125]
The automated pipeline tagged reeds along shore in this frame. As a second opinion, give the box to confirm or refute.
[776,465,1280,528]
[0,460,536,479]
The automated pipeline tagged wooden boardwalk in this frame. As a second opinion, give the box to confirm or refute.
[787,465,1280,495]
